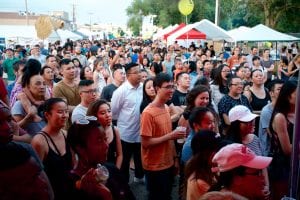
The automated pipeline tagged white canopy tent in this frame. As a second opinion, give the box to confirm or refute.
[77,28,105,40]
[227,26,251,42]
[167,19,234,45]
[0,25,39,45]
[54,29,83,42]
[228,24,300,42]
[0,25,82,46]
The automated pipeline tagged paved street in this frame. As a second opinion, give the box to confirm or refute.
[129,170,180,200]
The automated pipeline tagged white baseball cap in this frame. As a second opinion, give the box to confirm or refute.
[228,105,258,122]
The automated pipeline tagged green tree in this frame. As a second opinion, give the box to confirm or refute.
[126,0,300,34]
[246,0,300,28]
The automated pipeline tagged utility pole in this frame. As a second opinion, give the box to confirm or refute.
[72,3,77,31]
[88,12,93,32]
[25,0,29,25]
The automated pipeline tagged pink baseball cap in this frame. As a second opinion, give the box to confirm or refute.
[211,143,272,172]
[228,105,258,122]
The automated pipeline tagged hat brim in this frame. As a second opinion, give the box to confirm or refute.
[243,155,272,169]
[239,113,258,122]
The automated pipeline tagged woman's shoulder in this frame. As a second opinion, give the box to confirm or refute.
[273,112,286,122]
[31,132,48,145]
[187,173,210,198]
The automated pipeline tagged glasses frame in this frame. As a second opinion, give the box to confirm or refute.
[160,85,176,90]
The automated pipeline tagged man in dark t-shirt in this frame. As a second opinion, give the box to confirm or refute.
[101,65,125,102]
[171,72,190,107]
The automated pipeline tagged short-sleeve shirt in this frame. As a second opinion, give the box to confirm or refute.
[260,59,274,80]
[171,89,187,106]
[11,101,46,136]
[101,84,118,102]
[3,57,19,81]
[258,103,273,156]
[53,81,80,106]
[71,104,87,123]
[181,131,195,163]
[218,94,251,126]
[140,104,175,171]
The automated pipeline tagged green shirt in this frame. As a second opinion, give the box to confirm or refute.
[3,57,19,81]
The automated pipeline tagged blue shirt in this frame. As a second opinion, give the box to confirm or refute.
[11,101,46,136]
[189,71,198,90]
[181,130,195,163]
[258,103,273,156]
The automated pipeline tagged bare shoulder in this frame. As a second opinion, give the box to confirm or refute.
[31,134,47,149]
[273,112,286,122]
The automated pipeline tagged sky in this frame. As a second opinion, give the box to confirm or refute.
[0,0,133,25]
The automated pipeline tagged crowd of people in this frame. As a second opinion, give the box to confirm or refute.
[0,38,299,200]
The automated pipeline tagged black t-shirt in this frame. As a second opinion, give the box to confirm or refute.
[171,89,187,106]
[101,84,118,102]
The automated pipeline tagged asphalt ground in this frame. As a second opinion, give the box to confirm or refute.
[129,169,180,200]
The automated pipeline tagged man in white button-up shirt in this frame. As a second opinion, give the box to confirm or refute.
[111,63,144,183]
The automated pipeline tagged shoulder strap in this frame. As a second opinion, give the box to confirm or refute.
[112,125,116,137]
[39,131,50,148]
[40,130,62,156]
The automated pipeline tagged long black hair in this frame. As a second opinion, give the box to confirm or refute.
[211,64,230,94]
[269,80,297,133]
[140,77,155,113]
[226,120,242,143]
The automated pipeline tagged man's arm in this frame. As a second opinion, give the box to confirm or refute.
[141,130,185,149]
[140,111,185,148]
[110,88,123,120]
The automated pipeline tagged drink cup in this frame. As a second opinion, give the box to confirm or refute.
[95,164,109,184]
[176,126,186,144]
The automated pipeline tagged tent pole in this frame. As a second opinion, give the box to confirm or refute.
[186,15,189,63]
[289,74,300,199]
[276,41,278,60]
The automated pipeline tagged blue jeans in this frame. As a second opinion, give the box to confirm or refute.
[145,167,174,200]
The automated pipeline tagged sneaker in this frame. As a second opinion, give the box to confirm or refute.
[133,177,145,183]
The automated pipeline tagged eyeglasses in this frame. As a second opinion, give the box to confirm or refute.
[230,82,244,86]
[161,85,176,90]
[76,116,97,125]
[81,89,98,94]
[221,70,231,73]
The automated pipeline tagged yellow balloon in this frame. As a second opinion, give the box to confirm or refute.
[178,0,194,16]
[266,42,272,48]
